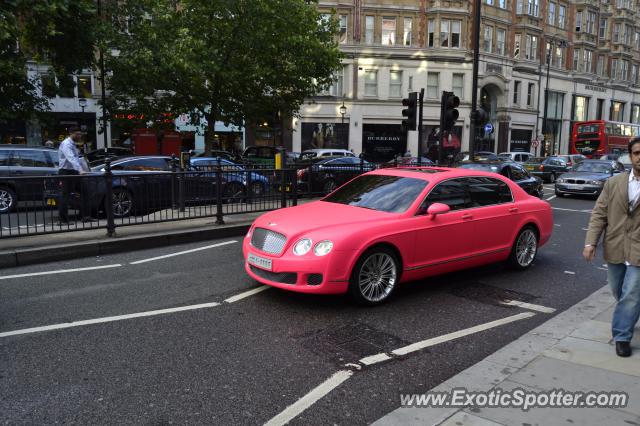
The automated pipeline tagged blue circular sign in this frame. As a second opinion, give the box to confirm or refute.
[484,123,495,135]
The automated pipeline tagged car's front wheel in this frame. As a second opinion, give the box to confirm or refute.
[112,188,134,218]
[349,247,400,306]
[548,173,556,183]
[224,182,245,203]
[0,187,16,213]
[507,226,538,270]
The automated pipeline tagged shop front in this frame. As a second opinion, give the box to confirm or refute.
[509,129,533,152]
[300,123,349,151]
[362,124,406,163]
[40,112,97,151]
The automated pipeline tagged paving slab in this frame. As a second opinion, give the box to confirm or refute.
[439,411,505,426]
[476,333,560,369]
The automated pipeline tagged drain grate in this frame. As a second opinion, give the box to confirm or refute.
[449,282,538,307]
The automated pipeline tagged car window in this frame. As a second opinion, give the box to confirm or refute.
[0,150,11,166]
[117,158,169,171]
[324,174,428,213]
[573,162,612,173]
[326,157,350,165]
[466,177,512,206]
[509,165,528,181]
[420,178,471,212]
[13,150,49,167]
[46,151,59,167]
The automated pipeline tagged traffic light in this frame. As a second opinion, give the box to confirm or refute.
[402,92,418,131]
[440,91,460,133]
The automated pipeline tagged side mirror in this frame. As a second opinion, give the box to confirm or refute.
[427,202,450,219]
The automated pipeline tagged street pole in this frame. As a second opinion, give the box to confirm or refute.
[469,0,481,159]
[417,88,424,165]
[542,41,552,157]
[97,0,109,149]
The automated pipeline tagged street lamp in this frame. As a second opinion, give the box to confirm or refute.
[542,38,568,157]
[339,100,347,147]
[78,97,87,113]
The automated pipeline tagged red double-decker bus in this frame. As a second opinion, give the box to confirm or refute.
[570,120,640,158]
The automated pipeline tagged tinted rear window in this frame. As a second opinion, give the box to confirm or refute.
[0,150,10,166]
[324,174,427,213]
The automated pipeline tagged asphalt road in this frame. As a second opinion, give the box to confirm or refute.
[0,185,608,425]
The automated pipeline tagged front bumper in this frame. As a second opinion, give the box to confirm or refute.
[555,183,602,195]
[242,237,351,294]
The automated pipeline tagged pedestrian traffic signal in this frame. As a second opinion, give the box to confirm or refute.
[471,108,489,128]
[441,91,460,133]
[402,92,418,131]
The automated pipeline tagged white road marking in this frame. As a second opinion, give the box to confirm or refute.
[554,224,561,227]
[552,207,593,213]
[359,353,392,366]
[129,240,237,265]
[500,300,556,314]
[392,312,535,356]
[582,228,589,231]
[564,271,576,275]
[0,302,221,338]
[223,286,270,303]
[264,370,353,426]
[545,195,557,201]
[598,267,608,271]
[0,264,122,281]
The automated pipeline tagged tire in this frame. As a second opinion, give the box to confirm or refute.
[348,247,400,306]
[0,187,16,213]
[507,226,538,270]
[322,179,337,194]
[112,188,134,218]
[249,181,264,198]
[554,189,564,197]
[548,173,556,184]
[224,182,245,203]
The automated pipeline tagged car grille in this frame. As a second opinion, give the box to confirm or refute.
[251,227,287,255]
[249,265,297,284]
[566,179,587,184]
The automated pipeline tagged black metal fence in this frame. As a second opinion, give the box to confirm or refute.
[0,157,399,239]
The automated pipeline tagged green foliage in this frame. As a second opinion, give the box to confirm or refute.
[0,0,98,123]
[103,0,342,143]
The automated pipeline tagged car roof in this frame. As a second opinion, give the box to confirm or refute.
[368,166,516,183]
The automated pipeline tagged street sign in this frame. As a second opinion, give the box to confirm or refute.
[484,123,494,135]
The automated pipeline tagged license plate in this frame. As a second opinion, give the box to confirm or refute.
[526,165,534,170]
[248,252,272,270]
[567,184,584,190]
[46,198,56,206]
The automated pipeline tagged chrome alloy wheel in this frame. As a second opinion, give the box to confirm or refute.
[0,188,14,213]
[515,229,537,267]
[113,189,132,217]
[357,252,398,303]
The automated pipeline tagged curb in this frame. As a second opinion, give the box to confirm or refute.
[0,224,250,268]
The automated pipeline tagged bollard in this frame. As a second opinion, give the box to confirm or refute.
[215,156,224,224]
[105,158,116,237]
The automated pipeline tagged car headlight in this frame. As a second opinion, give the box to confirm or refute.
[556,178,565,183]
[589,180,605,186]
[293,238,312,256]
[314,240,334,256]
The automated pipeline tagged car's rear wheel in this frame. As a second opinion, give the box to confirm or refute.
[507,226,538,270]
[349,247,399,306]
[224,182,245,203]
[322,179,337,194]
[112,188,133,218]
[0,187,16,213]
[548,173,556,183]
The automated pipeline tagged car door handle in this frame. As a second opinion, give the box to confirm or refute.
[462,214,473,220]
[509,207,519,213]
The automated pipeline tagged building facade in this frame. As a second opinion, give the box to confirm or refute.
[295,0,640,161]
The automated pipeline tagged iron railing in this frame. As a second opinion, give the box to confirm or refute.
[0,157,393,238]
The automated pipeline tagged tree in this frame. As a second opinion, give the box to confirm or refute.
[0,0,98,124]
[103,0,342,154]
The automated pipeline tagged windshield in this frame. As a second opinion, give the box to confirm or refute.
[526,157,545,164]
[459,163,501,172]
[572,162,612,173]
[323,174,427,213]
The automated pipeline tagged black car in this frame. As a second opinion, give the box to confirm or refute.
[84,147,133,167]
[297,156,375,194]
[523,156,570,183]
[555,159,625,198]
[0,146,59,213]
[458,160,544,198]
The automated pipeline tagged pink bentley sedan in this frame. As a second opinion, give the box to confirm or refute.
[243,167,553,305]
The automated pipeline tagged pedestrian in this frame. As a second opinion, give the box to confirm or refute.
[584,136,640,357]
[57,127,95,223]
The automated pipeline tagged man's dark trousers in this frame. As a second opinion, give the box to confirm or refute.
[58,169,82,222]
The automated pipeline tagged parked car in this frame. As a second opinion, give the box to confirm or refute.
[296,156,374,194]
[498,152,533,163]
[599,153,621,161]
[49,156,255,218]
[190,157,270,197]
[554,154,586,169]
[0,145,59,213]
[523,156,570,183]
[617,153,632,171]
[241,146,287,167]
[190,149,240,162]
[458,160,544,198]
[381,156,434,168]
[243,167,553,305]
[299,149,355,161]
[555,159,625,198]
[459,151,499,162]
[84,147,133,167]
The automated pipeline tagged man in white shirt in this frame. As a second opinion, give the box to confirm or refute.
[58,127,94,223]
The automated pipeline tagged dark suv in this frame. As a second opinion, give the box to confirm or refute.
[0,146,59,213]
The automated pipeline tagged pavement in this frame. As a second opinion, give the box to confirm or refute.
[374,284,640,425]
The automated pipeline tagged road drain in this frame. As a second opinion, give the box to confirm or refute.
[449,282,538,307]
[297,322,410,365]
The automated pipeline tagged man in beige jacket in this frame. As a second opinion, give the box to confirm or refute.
[584,136,640,357]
